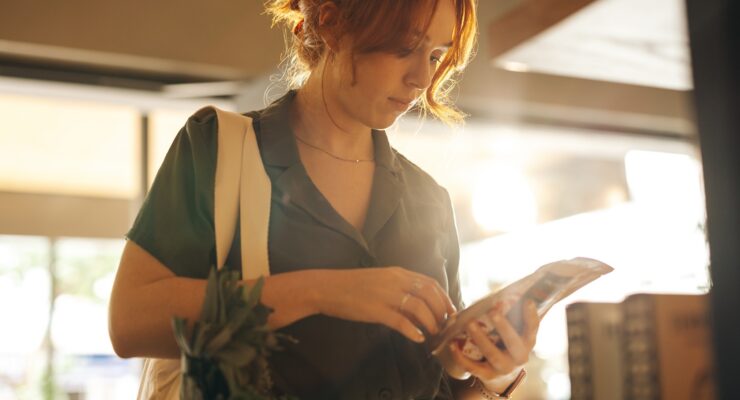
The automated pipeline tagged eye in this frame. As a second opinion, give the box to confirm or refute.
[430,52,445,65]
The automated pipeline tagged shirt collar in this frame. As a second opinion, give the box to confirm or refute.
[258,89,402,174]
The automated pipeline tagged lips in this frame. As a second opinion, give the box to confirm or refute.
[389,97,415,111]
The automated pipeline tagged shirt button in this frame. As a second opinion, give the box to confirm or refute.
[378,388,392,400]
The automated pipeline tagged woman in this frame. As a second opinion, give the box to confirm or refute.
[109,0,540,398]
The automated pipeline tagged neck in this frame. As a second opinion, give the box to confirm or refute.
[290,61,374,161]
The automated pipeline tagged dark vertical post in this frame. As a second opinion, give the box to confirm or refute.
[686,0,740,398]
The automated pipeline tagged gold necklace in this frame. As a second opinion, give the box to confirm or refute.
[294,134,375,164]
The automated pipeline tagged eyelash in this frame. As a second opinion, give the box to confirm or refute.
[399,47,443,65]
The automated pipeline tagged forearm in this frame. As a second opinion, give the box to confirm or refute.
[109,269,321,359]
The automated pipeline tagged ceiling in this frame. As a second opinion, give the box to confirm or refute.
[0,0,696,136]
[494,0,692,90]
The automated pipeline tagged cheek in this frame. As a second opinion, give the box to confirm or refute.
[337,57,409,126]
[354,57,406,91]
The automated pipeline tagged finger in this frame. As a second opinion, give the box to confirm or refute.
[401,295,441,335]
[432,281,458,317]
[467,321,517,374]
[522,300,540,346]
[378,308,426,343]
[448,340,499,382]
[422,277,458,317]
[410,276,455,325]
[490,312,530,366]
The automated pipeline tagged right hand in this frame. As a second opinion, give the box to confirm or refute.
[312,266,457,343]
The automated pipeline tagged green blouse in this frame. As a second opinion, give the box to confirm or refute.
[127,90,465,400]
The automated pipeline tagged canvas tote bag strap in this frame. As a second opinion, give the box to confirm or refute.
[210,106,272,279]
[137,106,271,400]
[234,113,272,280]
[210,106,246,270]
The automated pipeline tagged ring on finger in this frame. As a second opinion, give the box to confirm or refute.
[400,293,412,312]
[411,280,423,294]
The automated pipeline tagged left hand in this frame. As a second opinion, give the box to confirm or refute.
[448,300,540,390]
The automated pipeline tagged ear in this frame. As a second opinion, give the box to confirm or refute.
[316,1,341,52]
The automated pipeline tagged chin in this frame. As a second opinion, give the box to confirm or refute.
[369,113,402,130]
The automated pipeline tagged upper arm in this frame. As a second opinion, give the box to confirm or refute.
[109,239,173,325]
[108,239,175,356]
[125,115,219,279]
[114,239,175,290]
[108,115,218,354]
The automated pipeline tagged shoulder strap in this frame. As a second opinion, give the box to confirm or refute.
[194,105,272,279]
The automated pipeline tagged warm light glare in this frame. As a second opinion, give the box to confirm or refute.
[0,236,49,354]
[471,165,538,233]
[624,150,705,226]
[459,152,709,361]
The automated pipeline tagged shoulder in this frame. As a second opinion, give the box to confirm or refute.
[180,106,264,162]
[183,106,251,144]
[174,107,220,163]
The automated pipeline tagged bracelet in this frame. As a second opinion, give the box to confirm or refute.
[475,369,527,399]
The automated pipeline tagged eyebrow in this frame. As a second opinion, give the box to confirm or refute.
[413,31,454,49]
[424,35,454,50]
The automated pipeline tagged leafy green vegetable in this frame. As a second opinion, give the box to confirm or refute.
[173,267,297,400]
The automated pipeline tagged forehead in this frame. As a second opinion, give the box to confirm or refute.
[424,0,457,46]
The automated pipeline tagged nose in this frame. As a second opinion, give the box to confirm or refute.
[405,55,433,91]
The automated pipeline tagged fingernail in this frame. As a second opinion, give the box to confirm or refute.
[415,329,425,342]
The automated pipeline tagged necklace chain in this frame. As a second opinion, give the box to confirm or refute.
[294,134,375,164]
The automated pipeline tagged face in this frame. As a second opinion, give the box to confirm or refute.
[324,0,457,130]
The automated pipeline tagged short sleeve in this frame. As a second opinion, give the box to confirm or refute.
[441,188,465,311]
[125,112,219,279]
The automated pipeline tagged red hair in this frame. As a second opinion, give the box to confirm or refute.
[265,0,478,125]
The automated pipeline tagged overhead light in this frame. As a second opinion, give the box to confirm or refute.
[496,60,531,73]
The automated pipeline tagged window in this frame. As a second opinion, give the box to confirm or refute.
[0,235,141,399]
[0,94,140,198]
[0,79,234,399]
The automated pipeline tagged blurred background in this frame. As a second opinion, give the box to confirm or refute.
[0,0,712,398]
